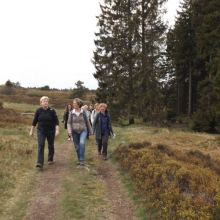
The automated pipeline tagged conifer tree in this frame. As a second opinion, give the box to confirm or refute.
[191,0,220,132]
[167,0,196,116]
[136,0,167,121]
[93,0,138,122]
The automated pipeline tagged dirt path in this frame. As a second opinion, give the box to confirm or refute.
[96,159,137,220]
[24,139,137,220]
[24,142,71,220]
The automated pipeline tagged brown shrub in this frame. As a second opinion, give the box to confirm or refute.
[128,141,151,149]
[114,143,220,219]
[156,143,175,156]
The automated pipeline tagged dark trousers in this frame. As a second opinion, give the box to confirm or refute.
[37,129,55,166]
[96,134,109,156]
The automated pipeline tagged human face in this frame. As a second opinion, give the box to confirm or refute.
[41,99,49,109]
[73,101,80,110]
[100,106,106,114]
[68,104,72,110]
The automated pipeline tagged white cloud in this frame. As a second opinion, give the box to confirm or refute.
[0,0,180,89]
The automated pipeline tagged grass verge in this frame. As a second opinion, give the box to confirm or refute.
[58,138,109,220]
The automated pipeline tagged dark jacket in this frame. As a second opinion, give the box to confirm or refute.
[32,107,59,130]
[63,111,70,129]
[93,112,113,139]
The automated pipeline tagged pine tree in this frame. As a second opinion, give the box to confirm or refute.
[166,0,196,116]
[135,0,167,121]
[93,0,138,122]
[192,0,220,132]
[164,28,178,119]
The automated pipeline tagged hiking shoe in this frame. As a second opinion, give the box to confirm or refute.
[36,163,43,170]
[102,156,108,161]
[80,162,85,166]
[48,161,54,165]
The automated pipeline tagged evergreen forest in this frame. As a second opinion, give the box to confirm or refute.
[93,0,220,132]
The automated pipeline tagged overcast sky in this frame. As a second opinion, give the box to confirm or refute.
[0,0,180,90]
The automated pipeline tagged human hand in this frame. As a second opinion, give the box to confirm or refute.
[29,127,34,136]
[55,129,59,136]
[111,133,116,139]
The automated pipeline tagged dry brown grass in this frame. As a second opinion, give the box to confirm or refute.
[112,126,220,161]
[0,108,31,127]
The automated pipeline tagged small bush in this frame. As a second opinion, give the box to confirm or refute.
[128,141,151,149]
[191,110,219,133]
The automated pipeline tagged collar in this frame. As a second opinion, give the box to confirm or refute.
[72,109,83,114]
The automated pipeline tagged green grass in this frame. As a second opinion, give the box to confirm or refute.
[3,101,65,123]
[0,102,42,219]
[0,124,37,219]
[3,102,39,113]
[58,139,109,220]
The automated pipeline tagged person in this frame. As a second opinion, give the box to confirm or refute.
[82,105,91,124]
[29,96,59,169]
[67,98,92,166]
[82,104,92,139]
[91,103,99,125]
[62,103,73,140]
[88,104,94,113]
[92,103,113,160]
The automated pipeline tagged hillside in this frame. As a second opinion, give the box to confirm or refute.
[0,86,96,109]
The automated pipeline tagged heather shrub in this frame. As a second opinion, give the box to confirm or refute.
[114,143,220,219]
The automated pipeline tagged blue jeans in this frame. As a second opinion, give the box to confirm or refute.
[72,130,87,162]
[37,128,55,166]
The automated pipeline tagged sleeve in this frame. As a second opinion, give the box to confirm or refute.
[83,112,93,135]
[67,112,72,134]
[53,110,59,126]
[91,110,95,124]
[62,111,66,122]
[32,109,39,126]
[108,115,113,135]
[92,113,98,133]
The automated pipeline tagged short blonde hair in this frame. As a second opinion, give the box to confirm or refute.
[99,103,107,109]
[94,103,99,107]
[40,96,49,103]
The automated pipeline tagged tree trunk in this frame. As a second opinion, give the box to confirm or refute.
[177,80,181,115]
[188,67,192,117]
